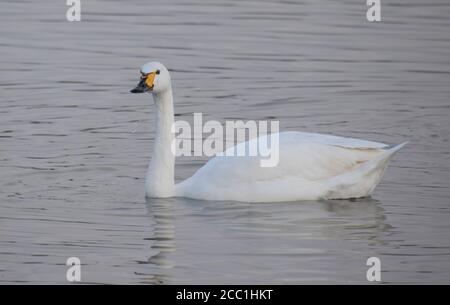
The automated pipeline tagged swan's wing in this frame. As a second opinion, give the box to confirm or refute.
[177,132,388,197]
[282,131,389,150]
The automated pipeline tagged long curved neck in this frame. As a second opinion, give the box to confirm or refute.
[146,88,175,197]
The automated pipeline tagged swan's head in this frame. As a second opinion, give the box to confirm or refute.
[130,62,171,94]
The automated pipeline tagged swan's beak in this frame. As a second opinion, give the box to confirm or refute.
[130,71,156,93]
[130,78,149,93]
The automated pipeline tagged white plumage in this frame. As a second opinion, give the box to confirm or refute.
[176,132,406,202]
[131,62,406,202]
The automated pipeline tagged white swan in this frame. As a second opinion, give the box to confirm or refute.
[131,62,406,202]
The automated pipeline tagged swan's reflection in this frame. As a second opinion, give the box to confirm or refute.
[143,197,176,284]
[318,197,392,246]
[141,195,391,284]
[184,196,390,243]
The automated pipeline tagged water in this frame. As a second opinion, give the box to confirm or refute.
[1,0,450,284]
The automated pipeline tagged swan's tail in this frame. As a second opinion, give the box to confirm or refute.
[325,142,407,199]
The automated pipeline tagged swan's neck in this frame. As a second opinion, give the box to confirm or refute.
[146,88,175,198]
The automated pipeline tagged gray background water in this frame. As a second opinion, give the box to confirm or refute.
[1,0,450,284]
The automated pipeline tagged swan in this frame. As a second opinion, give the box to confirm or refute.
[131,62,406,202]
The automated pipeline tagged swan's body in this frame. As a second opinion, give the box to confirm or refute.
[131,62,405,202]
[176,132,405,202]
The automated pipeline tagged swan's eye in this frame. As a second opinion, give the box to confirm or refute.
[140,70,159,79]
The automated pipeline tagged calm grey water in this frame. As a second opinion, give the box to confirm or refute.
[1,0,450,284]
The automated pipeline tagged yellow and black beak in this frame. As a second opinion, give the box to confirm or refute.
[130,70,158,93]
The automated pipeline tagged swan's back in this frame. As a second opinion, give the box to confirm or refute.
[175,131,403,202]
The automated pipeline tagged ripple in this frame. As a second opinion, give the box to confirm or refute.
[1,0,450,285]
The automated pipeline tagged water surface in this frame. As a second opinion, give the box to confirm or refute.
[1,0,450,284]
